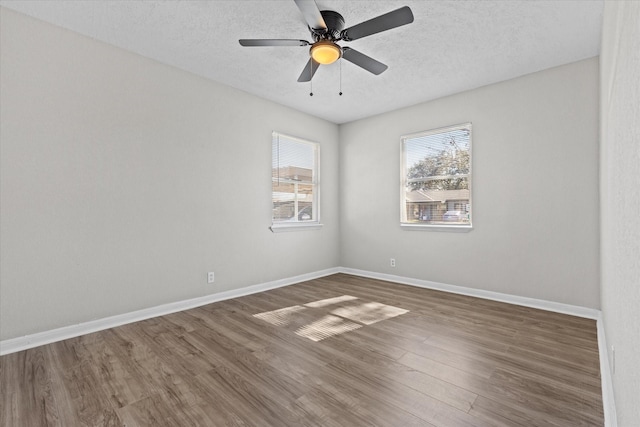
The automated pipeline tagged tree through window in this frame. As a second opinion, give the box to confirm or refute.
[401,123,472,228]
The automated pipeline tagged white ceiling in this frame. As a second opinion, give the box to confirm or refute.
[1,0,603,124]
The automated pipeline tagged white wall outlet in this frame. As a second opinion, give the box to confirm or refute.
[390,258,396,267]
[207,272,215,284]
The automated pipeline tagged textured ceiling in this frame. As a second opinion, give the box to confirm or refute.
[0,0,603,124]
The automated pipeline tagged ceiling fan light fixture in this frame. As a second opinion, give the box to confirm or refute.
[310,41,342,64]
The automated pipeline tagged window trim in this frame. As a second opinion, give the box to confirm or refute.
[400,123,473,232]
[270,131,322,233]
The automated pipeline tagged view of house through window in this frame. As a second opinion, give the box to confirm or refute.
[272,132,319,225]
[401,123,472,228]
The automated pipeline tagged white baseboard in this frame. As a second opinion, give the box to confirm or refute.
[338,267,600,319]
[0,267,340,356]
[597,313,618,427]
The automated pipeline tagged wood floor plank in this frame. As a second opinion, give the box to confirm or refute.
[408,339,499,379]
[116,394,174,427]
[470,395,567,427]
[0,348,61,426]
[398,350,496,391]
[54,359,120,426]
[253,347,435,427]
[87,329,155,409]
[489,368,603,418]
[319,333,479,413]
[0,273,603,426]
[188,365,276,427]
[110,327,204,410]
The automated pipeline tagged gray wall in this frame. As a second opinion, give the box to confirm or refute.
[0,8,340,340]
[339,58,600,309]
[600,1,640,424]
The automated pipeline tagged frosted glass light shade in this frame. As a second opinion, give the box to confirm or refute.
[310,41,341,65]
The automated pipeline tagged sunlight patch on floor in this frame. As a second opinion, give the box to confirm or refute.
[253,295,409,342]
[253,305,306,326]
[295,315,362,342]
[331,302,408,325]
[303,295,358,308]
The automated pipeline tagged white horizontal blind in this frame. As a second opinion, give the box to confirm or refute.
[401,123,472,227]
[272,132,318,223]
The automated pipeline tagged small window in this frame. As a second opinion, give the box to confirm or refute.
[271,132,320,231]
[401,123,472,230]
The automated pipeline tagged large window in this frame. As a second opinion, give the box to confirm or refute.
[401,123,472,229]
[271,132,320,231]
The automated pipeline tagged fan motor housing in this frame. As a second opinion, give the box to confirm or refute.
[311,10,345,40]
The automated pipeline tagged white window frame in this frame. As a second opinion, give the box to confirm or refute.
[400,123,473,232]
[270,132,322,233]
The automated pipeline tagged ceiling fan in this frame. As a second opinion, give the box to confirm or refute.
[239,0,414,82]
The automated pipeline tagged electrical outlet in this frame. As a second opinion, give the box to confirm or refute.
[207,272,215,284]
[390,258,396,267]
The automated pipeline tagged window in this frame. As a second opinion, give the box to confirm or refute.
[401,123,472,230]
[271,132,320,231]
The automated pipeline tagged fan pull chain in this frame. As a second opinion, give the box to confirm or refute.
[339,60,343,96]
[309,61,314,96]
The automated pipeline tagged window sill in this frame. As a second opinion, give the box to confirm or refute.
[400,223,473,232]
[270,223,324,233]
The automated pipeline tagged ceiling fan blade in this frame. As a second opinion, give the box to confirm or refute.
[239,39,309,47]
[341,6,414,41]
[297,58,321,82]
[293,0,327,30]
[342,47,388,75]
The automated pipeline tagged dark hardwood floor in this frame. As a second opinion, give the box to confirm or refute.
[0,273,604,426]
